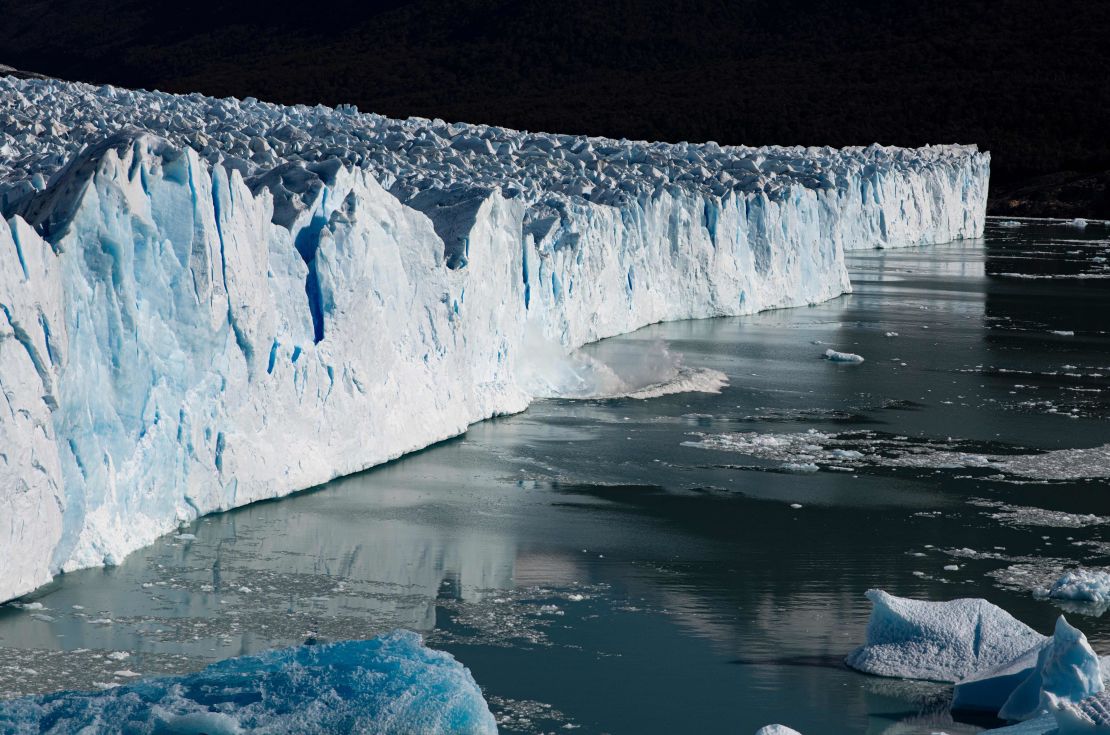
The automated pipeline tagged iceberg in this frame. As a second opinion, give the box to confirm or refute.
[754,726,804,735]
[845,589,1045,682]
[0,75,990,601]
[1040,570,1110,604]
[0,630,497,734]
[997,616,1104,721]
[953,617,1103,720]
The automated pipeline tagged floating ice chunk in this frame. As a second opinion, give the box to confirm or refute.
[824,349,864,363]
[0,630,496,734]
[1042,570,1110,604]
[998,616,1104,721]
[1051,689,1110,733]
[780,462,819,473]
[755,726,804,735]
[998,220,1023,228]
[1051,331,1076,337]
[1072,218,1089,229]
[845,589,1045,682]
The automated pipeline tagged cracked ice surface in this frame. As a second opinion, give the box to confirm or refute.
[0,76,989,601]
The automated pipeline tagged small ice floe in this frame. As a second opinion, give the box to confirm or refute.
[1050,330,1075,336]
[175,533,196,541]
[754,726,803,735]
[998,220,1022,228]
[1071,218,1089,228]
[884,331,899,337]
[943,564,960,571]
[789,503,804,509]
[824,348,864,364]
[780,462,819,473]
[1038,569,1110,604]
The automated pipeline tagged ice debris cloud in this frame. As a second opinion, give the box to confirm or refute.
[0,76,989,601]
[0,630,498,735]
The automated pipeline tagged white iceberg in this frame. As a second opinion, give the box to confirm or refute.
[1041,570,1110,604]
[754,726,804,735]
[0,75,989,601]
[845,589,1045,682]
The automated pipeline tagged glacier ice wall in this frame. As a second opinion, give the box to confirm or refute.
[0,77,989,601]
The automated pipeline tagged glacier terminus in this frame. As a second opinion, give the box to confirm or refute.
[0,76,989,603]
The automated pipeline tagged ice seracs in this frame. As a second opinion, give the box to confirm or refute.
[0,75,989,601]
[0,630,497,734]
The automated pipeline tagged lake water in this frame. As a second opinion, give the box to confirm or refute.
[2,219,1108,734]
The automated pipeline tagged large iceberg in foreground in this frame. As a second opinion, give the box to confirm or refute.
[0,630,496,734]
[845,589,1044,682]
[0,76,989,601]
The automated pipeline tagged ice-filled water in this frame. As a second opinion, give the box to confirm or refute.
[0,221,1107,734]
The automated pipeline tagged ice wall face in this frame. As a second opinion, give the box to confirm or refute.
[0,77,989,601]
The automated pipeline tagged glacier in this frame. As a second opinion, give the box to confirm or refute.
[0,630,497,734]
[0,75,989,601]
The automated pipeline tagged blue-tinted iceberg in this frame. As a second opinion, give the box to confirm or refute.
[0,75,990,601]
[953,640,1048,714]
[845,589,1045,682]
[0,630,497,735]
[997,616,1104,721]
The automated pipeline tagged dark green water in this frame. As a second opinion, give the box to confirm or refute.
[1,219,1108,734]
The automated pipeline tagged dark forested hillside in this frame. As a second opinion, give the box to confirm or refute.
[2,0,1107,215]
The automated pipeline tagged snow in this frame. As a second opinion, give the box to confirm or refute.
[0,630,496,735]
[1041,570,1110,604]
[845,589,1045,682]
[824,348,865,363]
[0,75,989,601]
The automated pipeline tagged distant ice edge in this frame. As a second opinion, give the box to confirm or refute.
[0,80,989,602]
